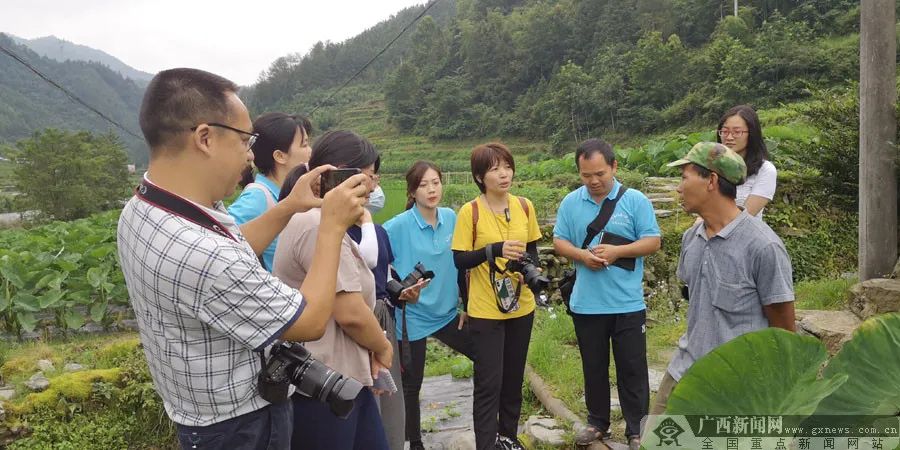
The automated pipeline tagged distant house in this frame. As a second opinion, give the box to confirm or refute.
[126,164,136,174]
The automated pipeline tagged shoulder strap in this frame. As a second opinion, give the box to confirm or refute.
[245,183,276,209]
[517,196,529,218]
[470,199,479,247]
[579,187,628,249]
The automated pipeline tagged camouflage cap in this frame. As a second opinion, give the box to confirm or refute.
[667,142,747,185]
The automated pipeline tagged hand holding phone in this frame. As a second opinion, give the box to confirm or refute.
[320,168,362,197]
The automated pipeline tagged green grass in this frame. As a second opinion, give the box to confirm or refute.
[527,307,589,417]
[794,277,856,311]
[373,179,408,224]
[423,338,473,378]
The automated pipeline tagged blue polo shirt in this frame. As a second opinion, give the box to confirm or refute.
[553,181,660,314]
[227,174,280,271]
[383,206,458,341]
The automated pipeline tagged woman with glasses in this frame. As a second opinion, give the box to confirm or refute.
[228,113,312,271]
[273,130,393,450]
[382,161,475,450]
[451,143,541,450]
[716,105,776,217]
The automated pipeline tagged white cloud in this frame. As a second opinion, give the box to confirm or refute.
[0,0,428,85]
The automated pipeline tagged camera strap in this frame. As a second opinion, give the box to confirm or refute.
[136,180,271,371]
[580,187,628,250]
[135,179,238,242]
[485,243,521,313]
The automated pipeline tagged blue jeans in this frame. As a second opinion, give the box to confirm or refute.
[176,401,293,450]
[291,388,389,450]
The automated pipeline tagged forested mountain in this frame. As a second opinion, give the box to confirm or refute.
[7,34,154,84]
[244,0,458,114]
[250,0,899,150]
[0,33,147,165]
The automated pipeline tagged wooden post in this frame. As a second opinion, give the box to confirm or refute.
[859,0,897,280]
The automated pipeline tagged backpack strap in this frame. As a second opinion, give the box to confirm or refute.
[470,199,480,247]
[517,196,529,219]
[245,182,276,209]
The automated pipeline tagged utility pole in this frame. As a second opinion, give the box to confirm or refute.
[859,0,897,280]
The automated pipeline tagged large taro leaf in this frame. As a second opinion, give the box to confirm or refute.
[16,312,37,333]
[814,313,900,416]
[64,309,85,330]
[666,328,847,416]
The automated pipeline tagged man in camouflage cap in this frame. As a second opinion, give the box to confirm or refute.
[647,142,795,417]
[667,141,747,185]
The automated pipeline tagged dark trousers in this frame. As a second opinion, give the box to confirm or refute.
[176,401,293,450]
[290,388,388,450]
[469,312,534,450]
[402,314,476,445]
[571,310,649,437]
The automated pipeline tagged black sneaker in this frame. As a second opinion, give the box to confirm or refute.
[497,435,525,450]
[409,440,425,450]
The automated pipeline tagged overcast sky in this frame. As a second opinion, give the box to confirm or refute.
[0,0,428,85]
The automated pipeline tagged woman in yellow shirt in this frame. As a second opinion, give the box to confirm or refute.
[451,142,542,450]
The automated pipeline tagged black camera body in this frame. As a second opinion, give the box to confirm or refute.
[506,254,549,294]
[258,341,363,418]
[386,262,434,303]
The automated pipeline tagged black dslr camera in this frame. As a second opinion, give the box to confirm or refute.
[258,341,363,418]
[506,254,550,294]
[386,262,434,303]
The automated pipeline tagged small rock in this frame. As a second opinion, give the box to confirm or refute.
[64,363,85,372]
[525,416,565,446]
[892,257,900,279]
[0,402,5,421]
[795,310,862,354]
[849,278,900,320]
[0,387,15,400]
[24,372,49,392]
[446,431,476,450]
[36,359,55,372]
[118,319,140,331]
[648,367,665,392]
[79,322,104,333]
[654,209,673,218]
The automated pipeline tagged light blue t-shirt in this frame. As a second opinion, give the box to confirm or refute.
[383,206,459,341]
[553,180,660,314]
[227,174,280,272]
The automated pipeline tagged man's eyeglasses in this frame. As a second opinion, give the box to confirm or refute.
[191,123,259,149]
[717,129,747,138]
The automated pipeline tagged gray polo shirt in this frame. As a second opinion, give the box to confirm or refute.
[667,211,794,381]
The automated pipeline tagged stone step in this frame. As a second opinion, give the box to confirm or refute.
[644,177,680,184]
[654,209,674,218]
[649,197,676,205]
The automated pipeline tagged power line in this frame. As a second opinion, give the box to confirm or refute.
[310,0,442,114]
[0,42,144,140]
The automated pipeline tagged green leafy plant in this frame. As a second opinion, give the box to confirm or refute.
[666,314,900,417]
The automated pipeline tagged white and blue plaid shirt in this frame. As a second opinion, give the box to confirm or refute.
[117,185,304,427]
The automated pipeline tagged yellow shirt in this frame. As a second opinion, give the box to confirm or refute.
[452,194,542,320]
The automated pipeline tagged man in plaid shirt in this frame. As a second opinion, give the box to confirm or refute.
[117,68,373,449]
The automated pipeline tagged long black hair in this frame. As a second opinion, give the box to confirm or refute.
[716,105,769,177]
[278,130,379,201]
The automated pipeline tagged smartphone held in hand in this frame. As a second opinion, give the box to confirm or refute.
[320,168,361,197]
